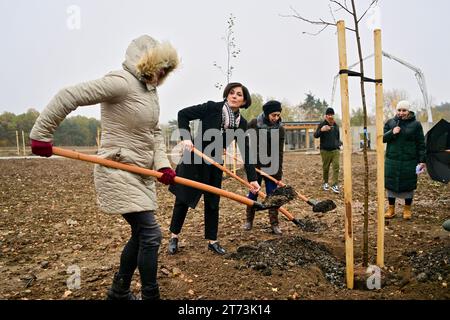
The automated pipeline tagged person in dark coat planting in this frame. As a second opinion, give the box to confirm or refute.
[314,107,342,194]
[167,82,260,255]
[383,100,426,220]
[243,100,285,235]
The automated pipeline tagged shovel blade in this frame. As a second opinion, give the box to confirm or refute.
[312,200,337,213]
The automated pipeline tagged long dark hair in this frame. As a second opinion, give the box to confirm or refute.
[222,82,252,109]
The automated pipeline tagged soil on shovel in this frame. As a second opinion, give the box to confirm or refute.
[312,199,337,213]
[262,185,296,208]
[0,152,449,300]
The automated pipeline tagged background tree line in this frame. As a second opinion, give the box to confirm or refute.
[0,108,100,147]
[2,95,447,147]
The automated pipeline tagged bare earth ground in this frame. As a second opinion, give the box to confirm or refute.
[0,152,449,300]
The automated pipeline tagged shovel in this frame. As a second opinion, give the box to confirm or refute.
[225,151,336,213]
[189,147,310,227]
[51,147,274,211]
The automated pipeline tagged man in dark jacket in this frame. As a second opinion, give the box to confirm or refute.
[383,100,426,220]
[244,100,285,235]
[314,107,341,193]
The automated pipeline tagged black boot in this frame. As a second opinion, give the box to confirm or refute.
[106,273,138,300]
[168,237,178,255]
[243,206,255,231]
[142,285,160,300]
[269,209,282,235]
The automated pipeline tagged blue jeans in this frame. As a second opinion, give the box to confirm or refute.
[247,173,278,200]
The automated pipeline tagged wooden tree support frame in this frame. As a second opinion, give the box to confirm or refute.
[337,20,354,289]
[374,29,385,268]
[336,22,386,288]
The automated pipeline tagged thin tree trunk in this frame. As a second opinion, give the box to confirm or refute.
[351,0,369,267]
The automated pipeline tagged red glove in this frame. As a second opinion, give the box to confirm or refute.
[31,139,53,157]
[157,168,176,185]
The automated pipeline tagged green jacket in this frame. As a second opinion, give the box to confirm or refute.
[383,112,426,192]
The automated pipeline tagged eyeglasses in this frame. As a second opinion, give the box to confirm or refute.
[397,109,409,112]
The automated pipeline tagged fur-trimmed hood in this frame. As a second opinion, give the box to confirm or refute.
[122,35,179,87]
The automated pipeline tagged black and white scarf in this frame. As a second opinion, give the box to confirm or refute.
[221,102,241,130]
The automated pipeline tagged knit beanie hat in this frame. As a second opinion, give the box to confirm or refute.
[325,107,335,115]
[263,100,282,116]
[396,100,411,111]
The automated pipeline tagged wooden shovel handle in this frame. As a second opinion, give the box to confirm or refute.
[225,151,310,203]
[192,147,296,220]
[52,147,260,208]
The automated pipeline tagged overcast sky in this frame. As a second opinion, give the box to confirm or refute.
[1,0,449,123]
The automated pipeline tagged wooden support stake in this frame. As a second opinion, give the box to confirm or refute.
[305,128,310,149]
[223,147,227,177]
[374,29,385,267]
[233,140,237,175]
[96,128,101,148]
[16,131,20,156]
[22,130,26,156]
[337,20,354,289]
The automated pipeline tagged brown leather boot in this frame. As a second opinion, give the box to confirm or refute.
[384,205,396,219]
[243,206,255,230]
[269,209,282,235]
[403,205,412,220]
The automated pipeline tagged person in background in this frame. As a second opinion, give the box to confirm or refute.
[314,107,342,194]
[30,35,178,300]
[383,100,426,220]
[167,82,260,255]
[244,100,285,235]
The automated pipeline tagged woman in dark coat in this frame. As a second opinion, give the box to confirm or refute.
[383,100,426,220]
[167,82,260,255]
[243,100,285,235]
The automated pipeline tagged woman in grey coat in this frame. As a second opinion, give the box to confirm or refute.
[30,35,178,300]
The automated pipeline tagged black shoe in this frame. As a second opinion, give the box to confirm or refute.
[168,237,178,255]
[208,242,226,255]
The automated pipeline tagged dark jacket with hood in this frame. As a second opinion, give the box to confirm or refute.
[314,119,341,151]
[169,101,257,209]
[247,113,285,180]
[383,112,426,192]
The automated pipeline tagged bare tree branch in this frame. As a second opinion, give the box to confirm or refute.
[357,0,379,23]
[330,0,353,15]
[328,3,337,24]
[281,5,356,35]
[302,24,330,36]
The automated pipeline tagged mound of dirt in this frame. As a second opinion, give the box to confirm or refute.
[403,245,450,282]
[228,236,345,287]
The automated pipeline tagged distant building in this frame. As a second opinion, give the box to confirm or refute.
[283,121,321,150]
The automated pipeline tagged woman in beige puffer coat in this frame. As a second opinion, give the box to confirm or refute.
[30,35,179,300]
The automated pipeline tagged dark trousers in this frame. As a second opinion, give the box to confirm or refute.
[118,211,162,295]
[170,198,219,240]
[170,166,223,241]
[388,197,413,206]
